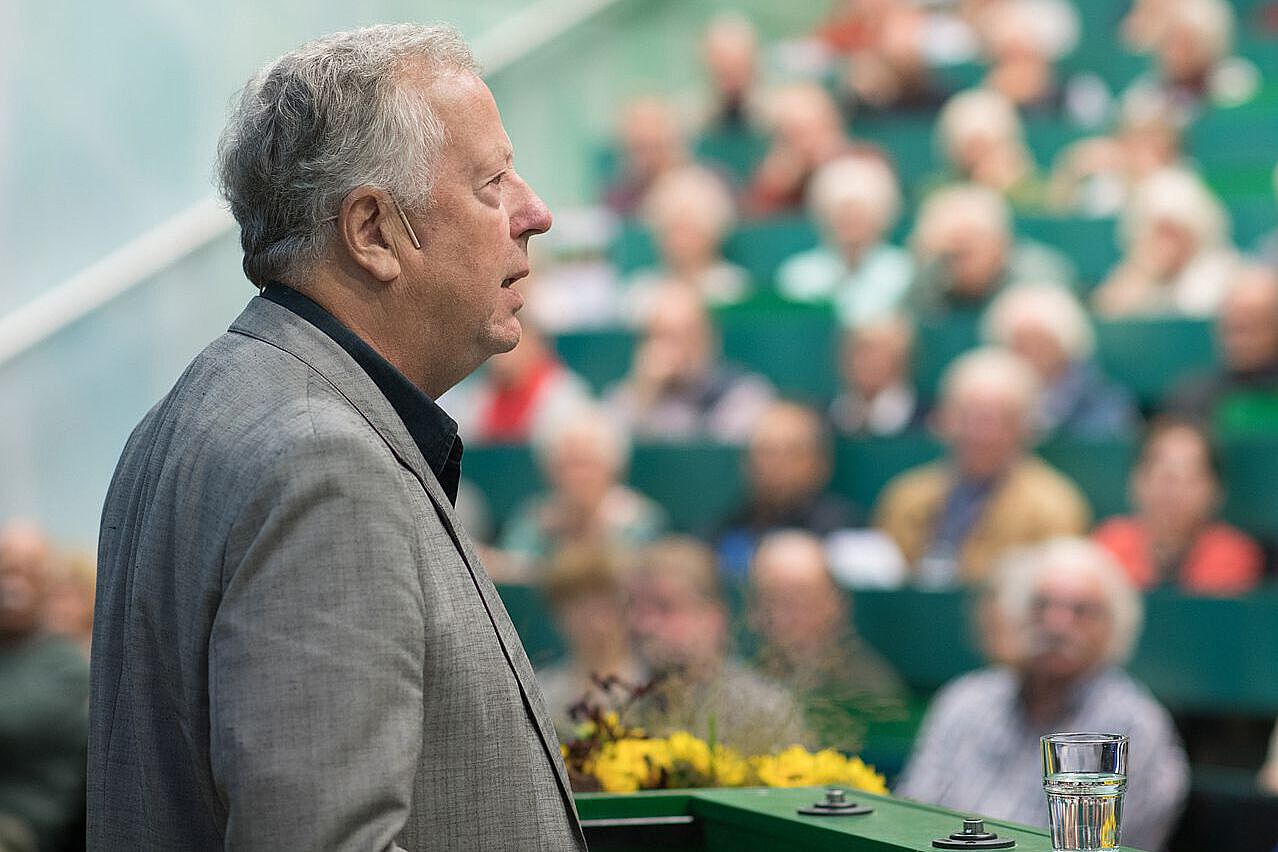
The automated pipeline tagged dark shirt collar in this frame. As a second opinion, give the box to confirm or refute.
[260,283,463,504]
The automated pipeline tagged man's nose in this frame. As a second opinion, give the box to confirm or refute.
[511,175,552,239]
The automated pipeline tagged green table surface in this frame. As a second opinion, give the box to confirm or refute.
[576,786,1147,852]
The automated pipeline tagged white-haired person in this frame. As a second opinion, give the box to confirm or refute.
[906,183,1075,318]
[977,0,1085,120]
[497,407,666,579]
[607,284,775,443]
[1121,0,1257,128]
[776,154,913,326]
[897,537,1189,852]
[875,348,1090,586]
[623,165,750,323]
[983,283,1138,439]
[1093,167,1240,318]
[829,314,927,438]
[603,96,689,217]
[932,88,1047,211]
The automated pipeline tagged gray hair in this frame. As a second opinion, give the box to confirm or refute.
[993,537,1144,665]
[983,283,1097,363]
[217,24,479,287]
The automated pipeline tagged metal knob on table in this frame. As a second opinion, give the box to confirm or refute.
[932,817,1017,849]
[795,788,874,816]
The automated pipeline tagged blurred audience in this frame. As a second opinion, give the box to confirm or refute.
[897,538,1189,852]
[906,184,1075,318]
[445,311,593,444]
[1167,264,1278,433]
[1048,101,1183,217]
[982,283,1138,439]
[1094,168,1240,318]
[536,544,644,740]
[700,12,762,135]
[777,154,913,326]
[829,314,926,438]
[498,407,665,579]
[41,551,95,657]
[748,530,908,751]
[624,165,750,322]
[1260,721,1278,794]
[934,88,1047,209]
[607,285,775,443]
[604,97,688,217]
[1094,418,1263,595]
[625,537,810,754]
[977,0,1088,121]
[1255,162,1278,268]
[712,402,860,581]
[745,82,864,217]
[875,348,1091,585]
[1121,0,1257,128]
[0,521,89,852]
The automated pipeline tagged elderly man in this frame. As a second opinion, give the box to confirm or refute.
[89,25,585,851]
[906,183,1075,318]
[607,284,774,443]
[897,538,1189,852]
[1168,264,1278,432]
[626,536,810,756]
[713,401,859,580]
[875,348,1090,585]
[748,531,907,751]
[0,521,89,852]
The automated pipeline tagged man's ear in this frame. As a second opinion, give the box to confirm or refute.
[337,187,403,283]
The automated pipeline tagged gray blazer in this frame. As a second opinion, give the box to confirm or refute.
[89,297,586,851]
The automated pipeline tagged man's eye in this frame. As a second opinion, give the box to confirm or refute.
[488,172,506,187]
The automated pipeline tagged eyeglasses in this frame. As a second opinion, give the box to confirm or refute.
[1029,594,1107,622]
[321,193,421,250]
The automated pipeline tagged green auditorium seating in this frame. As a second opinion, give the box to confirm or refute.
[1230,198,1276,248]
[495,584,1278,714]
[694,127,770,184]
[553,313,1214,412]
[1093,317,1216,409]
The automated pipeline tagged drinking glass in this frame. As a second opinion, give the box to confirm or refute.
[1040,732,1129,851]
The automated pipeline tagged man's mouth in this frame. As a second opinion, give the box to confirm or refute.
[502,269,529,288]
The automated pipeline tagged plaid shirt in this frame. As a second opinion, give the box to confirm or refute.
[897,666,1188,852]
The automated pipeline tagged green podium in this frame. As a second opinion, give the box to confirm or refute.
[576,787,1147,851]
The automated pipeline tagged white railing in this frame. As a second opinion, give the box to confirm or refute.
[0,0,624,368]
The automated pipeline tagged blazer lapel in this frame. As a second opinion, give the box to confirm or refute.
[228,298,582,833]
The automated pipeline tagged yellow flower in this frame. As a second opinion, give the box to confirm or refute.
[711,744,751,787]
[751,746,889,794]
[665,731,713,776]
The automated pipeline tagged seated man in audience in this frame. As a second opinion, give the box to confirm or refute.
[43,549,96,657]
[932,88,1047,211]
[712,402,860,580]
[1093,167,1239,319]
[982,283,1138,440]
[875,348,1091,585]
[699,12,762,135]
[1167,264,1278,433]
[626,536,810,755]
[443,308,593,444]
[897,538,1189,852]
[777,154,913,327]
[498,406,666,579]
[536,544,645,741]
[829,314,926,438]
[1094,418,1263,595]
[744,82,864,218]
[624,165,750,321]
[603,97,688,217]
[0,521,90,851]
[748,530,908,751]
[906,184,1075,319]
[607,284,775,443]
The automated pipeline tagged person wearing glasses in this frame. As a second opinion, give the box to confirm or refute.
[896,538,1188,852]
[88,25,585,851]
